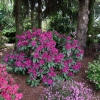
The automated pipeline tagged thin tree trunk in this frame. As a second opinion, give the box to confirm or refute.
[31,9,34,29]
[15,0,23,35]
[87,0,95,45]
[76,0,90,49]
[87,0,95,34]
[30,1,35,29]
[38,0,42,29]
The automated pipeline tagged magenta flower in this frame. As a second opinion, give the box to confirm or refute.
[64,60,68,66]
[34,53,39,58]
[47,79,54,85]
[39,59,44,65]
[65,44,72,50]
[32,28,37,31]
[31,41,36,46]
[72,64,80,70]
[48,71,56,77]
[36,45,44,53]
[66,36,72,41]
[15,61,22,67]
[73,39,78,44]
[15,93,23,100]
[4,57,8,62]
[68,72,74,77]
[62,66,69,73]
[42,75,47,83]
[22,40,28,46]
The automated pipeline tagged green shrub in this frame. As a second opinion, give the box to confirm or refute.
[87,57,100,90]
[0,32,8,48]
[2,32,16,43]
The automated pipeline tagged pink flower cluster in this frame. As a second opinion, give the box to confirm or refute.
[0,64,23,100]
[4,28,84,86]
[40,80,93,100]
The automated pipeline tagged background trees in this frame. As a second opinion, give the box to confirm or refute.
[0,0,100,49]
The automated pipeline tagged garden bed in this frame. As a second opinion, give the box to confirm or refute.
[0,46,100,100]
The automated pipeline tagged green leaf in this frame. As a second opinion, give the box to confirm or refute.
[63,73,68,80]
[0,96,4,100]
[53,75,63,81]
[34,80,40,86]
[31,81,34,87]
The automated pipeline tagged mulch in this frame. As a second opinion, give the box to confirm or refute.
[0,47,100,100]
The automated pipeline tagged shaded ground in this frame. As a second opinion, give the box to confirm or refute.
[0,45,100,100]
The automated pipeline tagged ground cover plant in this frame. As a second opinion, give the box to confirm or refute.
[87,56,100,90]
[4,28,84,87]
[0,64,23,100]
[39,80,93,100]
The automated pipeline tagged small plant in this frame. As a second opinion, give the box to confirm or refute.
[39,80,93,100]
[87,57,100,90]
[0,64,23,100]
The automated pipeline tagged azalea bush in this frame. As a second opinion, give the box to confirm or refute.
[39,80,93,100]
[4,28,84,86]
[86,57,100,90]
[0,64,23,100]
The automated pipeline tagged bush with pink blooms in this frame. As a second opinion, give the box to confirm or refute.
[0,64,23,100]
[39,80,93,100]
[4,28,84,86]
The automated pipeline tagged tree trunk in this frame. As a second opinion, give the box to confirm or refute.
[15,0,23,35]
[87,0,95,46]
[87,0,95,34]
[31,9,34,29]
[30,1,35,29]
[76,0,90,49]
[38,0,42,29]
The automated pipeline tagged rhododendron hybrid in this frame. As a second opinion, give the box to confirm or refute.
[4,28,84,86]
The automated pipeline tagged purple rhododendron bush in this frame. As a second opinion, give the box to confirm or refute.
[39,80,93,100]
[0,64,23,100]
[4,28,84,87]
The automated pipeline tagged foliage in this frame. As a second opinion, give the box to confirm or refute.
[0,64,23,100]
[47,14,76,35]
[39,80,93,100]
[0,31,8,48]
[4,28,83,87]
[0,1,15,30]
[0,1,16,43]
[3,32,16,43]
[87,57,100,90]
[95,1,100,18]
[0,96,4,100]
[45,0,78,35]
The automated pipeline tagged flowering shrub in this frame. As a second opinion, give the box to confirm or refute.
[4,28,84,86]
[86,57,100,90]
[4,52,28,75]
[39,80,93,100]
[0,64,23,100]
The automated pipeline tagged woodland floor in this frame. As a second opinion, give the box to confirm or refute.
[0,44,100,100]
